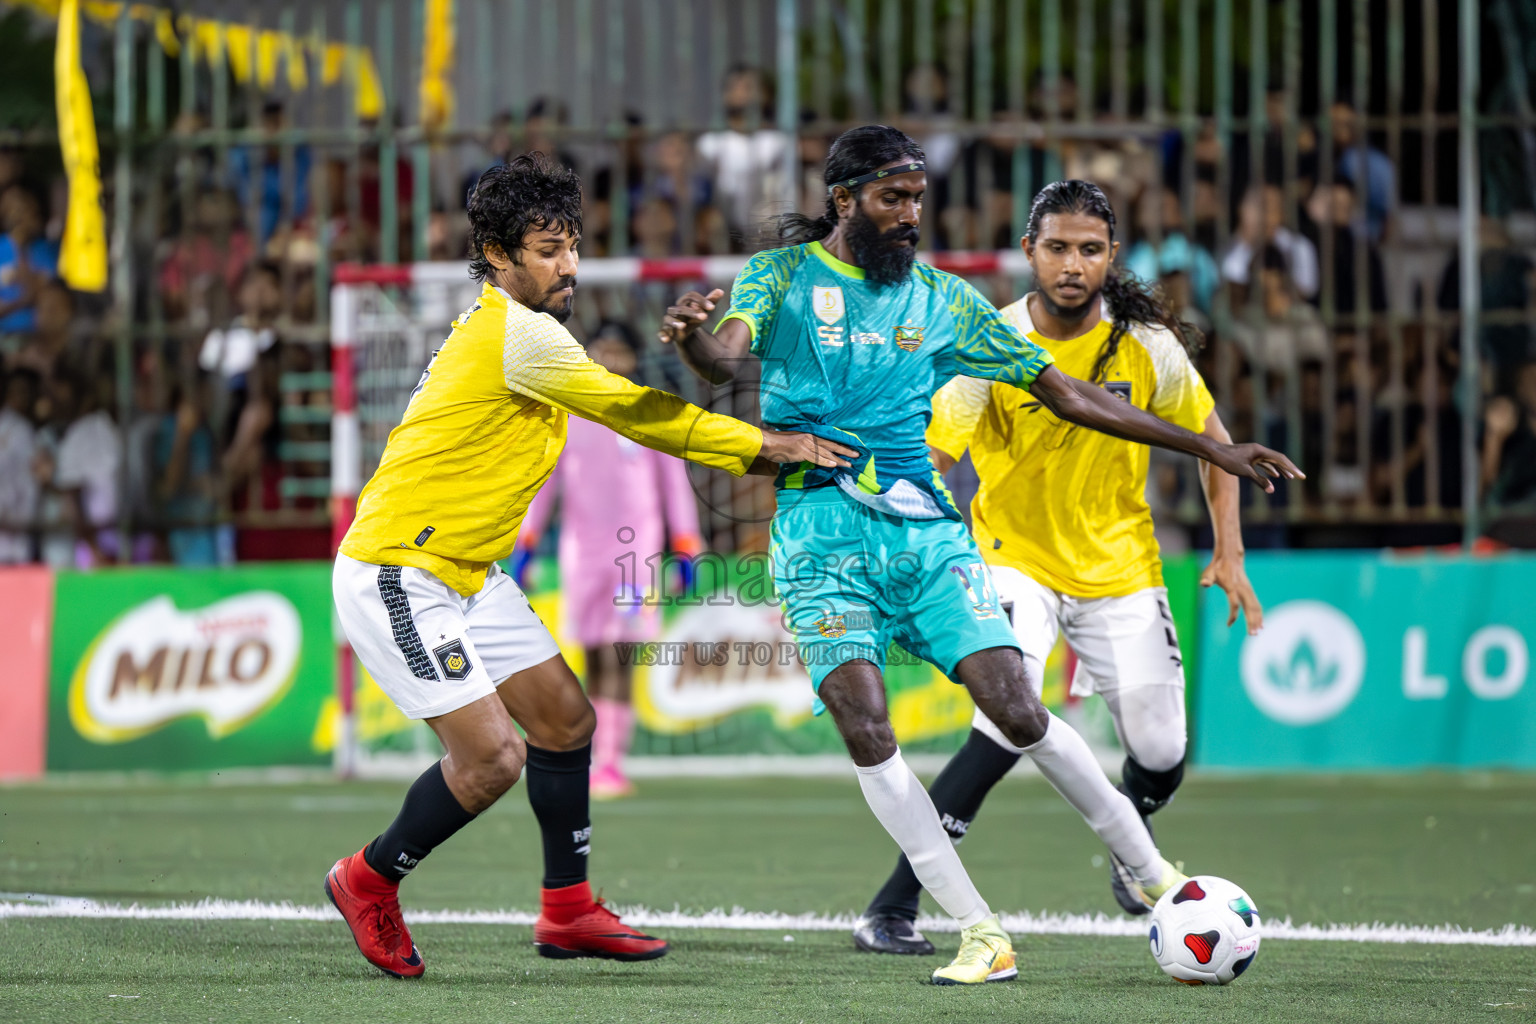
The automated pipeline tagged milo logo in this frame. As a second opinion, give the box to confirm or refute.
[68,592,302,743]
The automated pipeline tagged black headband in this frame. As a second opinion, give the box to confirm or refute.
[828,161,926,194]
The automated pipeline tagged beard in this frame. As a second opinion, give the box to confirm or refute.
[1036,283,1099,323]
[530,277,577,323]
[845,207,920,285]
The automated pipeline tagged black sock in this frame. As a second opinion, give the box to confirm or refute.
[1120,755,1185,818]
[363,760,477,883]
[525,743,592,889]
[865,728,1021,922]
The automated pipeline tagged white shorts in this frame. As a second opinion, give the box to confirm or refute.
[333,553,563,720]
[991,565,1186,698]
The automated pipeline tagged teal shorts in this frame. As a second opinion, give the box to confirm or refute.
[769,487,1020,691]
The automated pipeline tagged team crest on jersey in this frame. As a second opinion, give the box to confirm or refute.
[813,286,846,325]
[894,324,925,352]
[1104,381,1133,403]
[433,639,472,680]
[815,615,847,639]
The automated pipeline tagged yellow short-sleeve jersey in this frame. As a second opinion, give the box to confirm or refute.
[341,282,762,596]
[927,296,1215,598]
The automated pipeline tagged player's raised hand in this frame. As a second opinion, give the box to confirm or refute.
[1208,442,1304,494]
[658,288,725,345]
[755,429,859,471]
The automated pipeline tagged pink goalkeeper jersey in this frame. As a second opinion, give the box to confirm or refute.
[522,414,701,645]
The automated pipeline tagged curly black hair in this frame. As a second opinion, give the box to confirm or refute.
[1025,179,1205,382]
[466,152,583,282]
[772,125,925,246]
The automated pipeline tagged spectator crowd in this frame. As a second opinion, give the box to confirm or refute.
[1,61,1534,568]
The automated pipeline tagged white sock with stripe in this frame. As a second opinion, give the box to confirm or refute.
[977,710,1162,885]
[854,750,992,928]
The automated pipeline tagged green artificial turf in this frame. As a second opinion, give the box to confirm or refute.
[2,773,1534,1023]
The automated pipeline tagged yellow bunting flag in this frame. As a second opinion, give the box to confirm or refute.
[53,0,107,292]
[419,0,455,129]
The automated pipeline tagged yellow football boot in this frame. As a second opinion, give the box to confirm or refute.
[930,916,1017,986]
[1129,857,1189,910]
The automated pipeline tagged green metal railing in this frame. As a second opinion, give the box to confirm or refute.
[0,0,1529,551]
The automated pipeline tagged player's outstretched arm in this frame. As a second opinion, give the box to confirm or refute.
[748,429,859,476]
[1196,409,1263,634]
[658,288,753,385]
[1026,365,1305,493]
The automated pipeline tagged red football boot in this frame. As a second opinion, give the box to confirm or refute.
[532,881,669,961]
[323,850,425,978]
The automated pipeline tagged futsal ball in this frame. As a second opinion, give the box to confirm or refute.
[1147,875,1261,985]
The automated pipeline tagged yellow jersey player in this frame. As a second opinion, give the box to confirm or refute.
[324,154,854,978]
[855,179,1265,955]
[661,129,1299,984]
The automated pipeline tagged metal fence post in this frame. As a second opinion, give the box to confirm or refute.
[1459,0,1482,547]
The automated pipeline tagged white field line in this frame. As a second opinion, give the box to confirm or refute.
[1,895,1533,947]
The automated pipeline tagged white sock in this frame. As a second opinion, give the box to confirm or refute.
[979,710,1162,886]
[855,750,992,928]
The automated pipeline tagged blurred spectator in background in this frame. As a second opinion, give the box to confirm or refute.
[520,97,579,172]
[222,345,283,554]
[646,130,725,254]
[199,261,280,387]
[1229,244,1329,373]
[1305,179,1388,319]
[10,281,75,379]
[1124,187,1220,315]
[461,108,516,207]
[228,99,310,247]
[899,63,960,233]
[696,64,790,245]
[1223,183,1319,302]
[1437,216,1536,391]
[631,196,683,259]
[1330,100,1394,243]
[0,183,59,343]
[1482,360,1536,508]
[1373,353,1463,509]
[0,149,22,195]
[591,110,646,256]
[37,373,122,568]
[154,372,221,565]
[0,367,40,562]
[517,321,704,800]
[158,189,251,327]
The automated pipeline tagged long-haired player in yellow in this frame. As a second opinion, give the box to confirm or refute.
[324,153,855,978]
[854,179,1266,955]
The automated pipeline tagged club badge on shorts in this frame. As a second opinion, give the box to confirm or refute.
[433,639,472,680]
[815,615,847,639]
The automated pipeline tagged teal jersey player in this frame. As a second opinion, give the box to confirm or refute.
[658,126,1299,986]
[719,238,1052,683]
[722,239,1052,520]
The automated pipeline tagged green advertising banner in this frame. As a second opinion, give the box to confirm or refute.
[1196,552,1536,769]
[47,564,335,771]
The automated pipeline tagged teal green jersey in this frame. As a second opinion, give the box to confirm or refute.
[720,240,1053,518]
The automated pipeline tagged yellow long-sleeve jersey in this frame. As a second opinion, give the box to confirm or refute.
[341,282,762,596]
[927,296,1215,599]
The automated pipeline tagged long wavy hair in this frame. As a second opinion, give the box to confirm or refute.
[771,125,925,246]
[1025,180,1204,382]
